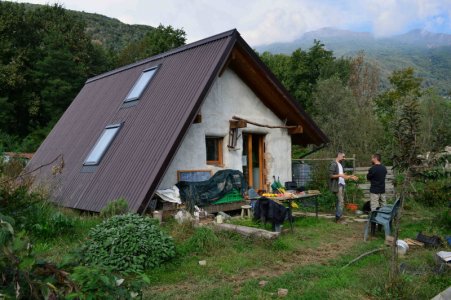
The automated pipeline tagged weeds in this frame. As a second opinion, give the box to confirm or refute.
[180,226,219,255]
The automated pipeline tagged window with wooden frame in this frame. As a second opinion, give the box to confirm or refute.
[206,136,223,166]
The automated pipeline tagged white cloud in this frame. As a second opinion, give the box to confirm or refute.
[362,0,451,37]
[8,0,451,45]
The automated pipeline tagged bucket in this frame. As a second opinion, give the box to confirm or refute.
[346,203,358,212]
[153,210,163,224]
[396,240,409,255]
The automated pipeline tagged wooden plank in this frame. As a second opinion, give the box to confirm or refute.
[259,136,265,190]
[193,114,202,123]
[202,201,246,213]
[288,125,303,134]
[214,223,280,239]
[229,120,247,129]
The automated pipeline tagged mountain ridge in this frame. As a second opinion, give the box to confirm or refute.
[256,27,451,95]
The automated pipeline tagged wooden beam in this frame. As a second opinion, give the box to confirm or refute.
[194,114,202,123]
[229,119,247,129]
[214,223,280,239]
[233,116,299,129]
[248,134,253,188]
[288,125,303,134]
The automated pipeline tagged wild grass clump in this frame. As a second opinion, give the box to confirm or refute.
[0,184,75,239]
[413,179,450,207]
[99,197,128,218]
[181,226,219,255]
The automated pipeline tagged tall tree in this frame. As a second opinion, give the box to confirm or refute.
[0,3,111,151]
[375,68,423,160]
[116,24,186,67]
[418,90,451,153]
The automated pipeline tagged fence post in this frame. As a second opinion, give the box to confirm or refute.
[352,154,356,173]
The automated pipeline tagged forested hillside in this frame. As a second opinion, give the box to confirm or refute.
[0,2,186,152]
[23,2,153,51]
[1,2,449,162]
[257,28,451,95]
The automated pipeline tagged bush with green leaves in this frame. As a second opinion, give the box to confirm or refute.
[100,197,129,218]
[68,265,150,300]
[0,185,75,238]
[81,213,175,272]
[413,179,450,207]
[0,213,76,299]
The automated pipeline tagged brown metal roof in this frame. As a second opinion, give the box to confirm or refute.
[26,29,327,213]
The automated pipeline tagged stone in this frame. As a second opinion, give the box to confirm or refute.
[278,288,288,297]
[198,260,207,266]
[354,218,368,223]
[259,280,268,287]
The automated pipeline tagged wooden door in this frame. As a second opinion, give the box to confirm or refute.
[242,133,266,191]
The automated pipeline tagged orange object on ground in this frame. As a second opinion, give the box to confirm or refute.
[346,203,358,212]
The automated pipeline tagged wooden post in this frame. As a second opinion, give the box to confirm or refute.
[248,134,253,188]
[258,136,264,190]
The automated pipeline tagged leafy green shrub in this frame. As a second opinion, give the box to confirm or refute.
[0,185,75,238]
[81,213,175,272]
[68,265,149,300]
[413,179,450,207]
[100,197,129,218]
[436,209,451,232]
[0,214,75,299]
[181,226,219,255]
[345,182,365,205]
[316,190,336,211]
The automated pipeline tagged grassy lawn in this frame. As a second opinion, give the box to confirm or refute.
[139,205,450,299]
[26,201,449,300]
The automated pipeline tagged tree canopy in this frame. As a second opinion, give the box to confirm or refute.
[0,2,449,163]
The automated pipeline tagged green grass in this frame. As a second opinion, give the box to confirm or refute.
[140,204,449,299]
[21,200,449,300]
[33,214,102,262]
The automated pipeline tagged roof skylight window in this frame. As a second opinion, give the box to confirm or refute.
[84,124,122,166]
[124,67,158,102]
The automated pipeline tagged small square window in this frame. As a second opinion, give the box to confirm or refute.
[124,66,158,103]
[206,137,223,166]
[84,124,122,166]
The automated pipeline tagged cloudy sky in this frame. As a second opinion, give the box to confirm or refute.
[11,0,451,46]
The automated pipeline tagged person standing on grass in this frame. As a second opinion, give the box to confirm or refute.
[367,153,387,211]
[329,152,358,222]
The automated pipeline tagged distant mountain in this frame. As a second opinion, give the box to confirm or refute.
[256,28,451,94]
[23,3,154,51]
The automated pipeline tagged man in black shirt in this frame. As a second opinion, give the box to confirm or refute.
[367,153,388,211]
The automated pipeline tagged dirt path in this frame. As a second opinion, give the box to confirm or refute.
[147,221,365,298]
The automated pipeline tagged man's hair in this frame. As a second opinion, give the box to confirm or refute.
[336,152,345,157]
[373,153,381,162]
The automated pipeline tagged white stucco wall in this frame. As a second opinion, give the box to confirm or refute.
[157,68,292,189]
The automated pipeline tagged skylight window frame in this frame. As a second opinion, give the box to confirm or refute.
[123,66,160,103]
[83,123,122,166]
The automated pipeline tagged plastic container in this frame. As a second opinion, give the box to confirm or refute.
[396,240,409,255]
[346,203,358,212]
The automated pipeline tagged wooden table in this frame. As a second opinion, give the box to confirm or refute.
[267,193,321,218]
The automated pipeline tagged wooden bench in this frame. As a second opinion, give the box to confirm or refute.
[364,198,401,241]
